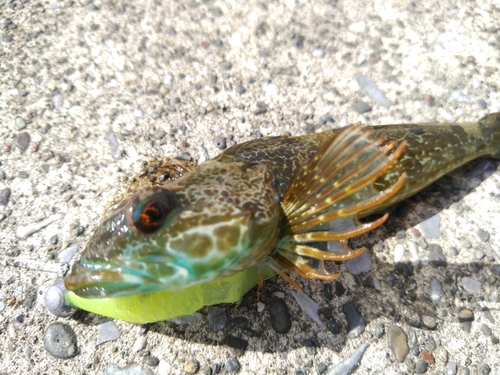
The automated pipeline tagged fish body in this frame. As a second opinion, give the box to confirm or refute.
[65,113,500,323]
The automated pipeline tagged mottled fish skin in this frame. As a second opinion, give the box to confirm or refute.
[65,113,500,299]
[216,112,500,212]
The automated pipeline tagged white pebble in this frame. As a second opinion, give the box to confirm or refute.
[355,74,391,107]
[312,48,325,58]
[16,213,65,239]
[273,291,285,299]
[408,241,420,267]
[264,81,279,98]
[198,144,210,164]
[393,244,406,263]
[450,91,473,104]
[257,302,265,313]
[132,335,147,352]
[430,278,442,304]
[164,73,174,89]
[158,359,172,375]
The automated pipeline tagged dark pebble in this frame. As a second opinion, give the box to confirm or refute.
[50,235,58,245]
[335,281,346,297]
[327,320,340,334]
[208,306,227,332]
[479,364,491,375]
[235,85,246,94]
[415,359,428,373]
[323,283,333,300]
[6,246,20,257]
[342,304,365,338]
[477,229,490,242]
[353,101,372,114]
[315,362,327,374]
[269,298,292,334]
[375,322,385,339]
[477,99,487,109]
[428,244,447,267]
[410,345,420,356]
[0,213,6,222]
[43,322,78,359]
[225,359,240,373]
[0,188,11,205]
[213,136,227,149]
[293,34,305,48]
[16,132,30,151]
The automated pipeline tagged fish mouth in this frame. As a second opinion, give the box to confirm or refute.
[64,261,168,298]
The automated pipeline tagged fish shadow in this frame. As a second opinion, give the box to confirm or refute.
[138,159,500,354]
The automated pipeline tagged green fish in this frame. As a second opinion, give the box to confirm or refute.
[64,113,500,323]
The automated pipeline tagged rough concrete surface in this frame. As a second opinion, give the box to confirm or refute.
[1,0,500,374]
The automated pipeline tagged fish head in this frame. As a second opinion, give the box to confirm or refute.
[65,161,281,298]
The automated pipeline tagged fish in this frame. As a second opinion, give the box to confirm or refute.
[63,113,500,323]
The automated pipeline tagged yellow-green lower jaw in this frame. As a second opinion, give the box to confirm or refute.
[65,264,275,323]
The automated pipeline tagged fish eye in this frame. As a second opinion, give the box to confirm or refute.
[126,187,180,234]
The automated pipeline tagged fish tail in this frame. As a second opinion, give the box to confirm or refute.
[479,112,500,159]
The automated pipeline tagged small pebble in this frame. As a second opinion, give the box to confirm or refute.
[394,244,405,263]
[15,132,30,151]
[291,290,322,327]
[342,303,365,339]
[153,130,166,139]
[235,85,246,94]
[355,74,391,106]
[461,277,482,293]
[479,364,491,375]
[445,361,458,375]
[45,279,76,318]
[477,229,490,242]
[43,322,78,359]
[458,308,474,322]
[375,322,385,339]
[15,116,27,130]
[144,356,159,367]
[353,101,371,114]
[430,278,442,304]
[428,244,446,267]
[213,136,227,150]
[0,188,11,206]
[168,312,203,325]
[418,214,441,239]
[268,298,292,333]
[415,359,428,373]
[97,321,120,345]
[388,325,409,362]
[184,360,200,374]
[326,343,369,375]
[176,152,192,161]
[132,335,147,352]
[208,306,227,332]
[225,359,240,373]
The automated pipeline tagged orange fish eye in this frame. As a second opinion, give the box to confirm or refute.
[126,187,180,234]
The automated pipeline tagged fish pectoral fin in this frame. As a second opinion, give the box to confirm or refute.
[271,125,407,284]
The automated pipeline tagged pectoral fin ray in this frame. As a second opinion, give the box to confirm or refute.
[269,125,407,287]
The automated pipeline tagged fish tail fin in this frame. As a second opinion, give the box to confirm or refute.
[479,112,500,159]
[270,125,406,286]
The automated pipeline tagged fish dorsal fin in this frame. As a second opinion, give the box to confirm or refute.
[271,125,407,283]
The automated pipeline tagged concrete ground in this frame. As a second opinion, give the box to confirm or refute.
[1,0,499,374]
